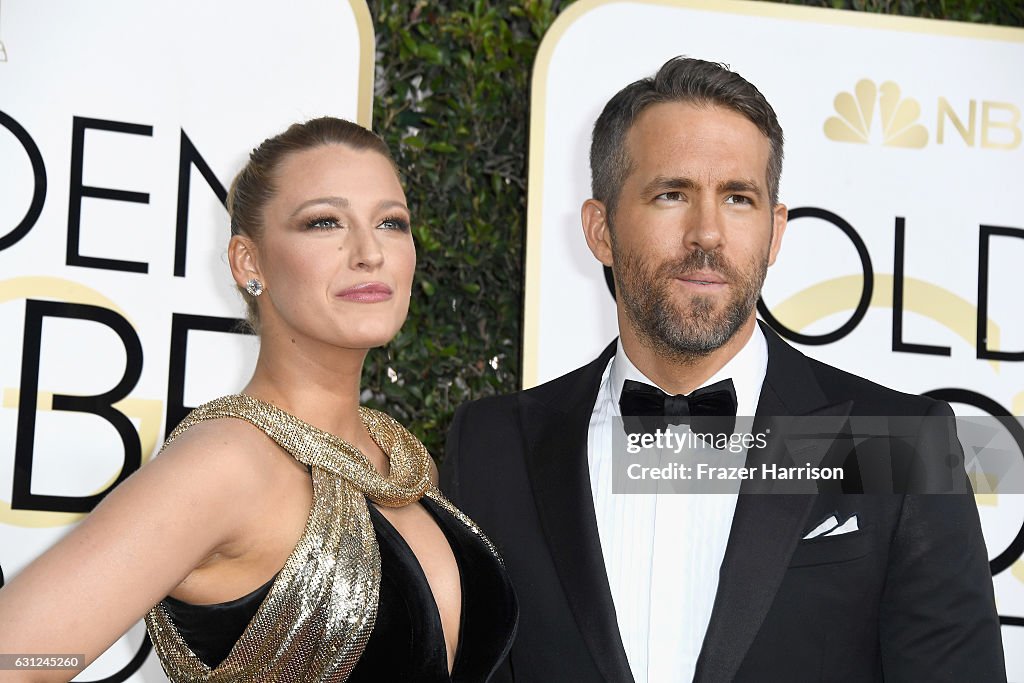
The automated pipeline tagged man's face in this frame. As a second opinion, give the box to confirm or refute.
[584,102,786,361]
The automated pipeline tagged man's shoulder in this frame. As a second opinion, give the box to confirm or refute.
[798,348,947,417]
[456,360,595,422]
[760,322,945,417]
[455,389,521,423]
[456,341,616,423]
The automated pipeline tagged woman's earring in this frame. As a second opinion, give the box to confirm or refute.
[246,279,264,297]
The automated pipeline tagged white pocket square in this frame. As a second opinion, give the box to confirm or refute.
[803,513,859,540]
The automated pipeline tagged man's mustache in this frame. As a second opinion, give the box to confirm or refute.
[661,249,737,282]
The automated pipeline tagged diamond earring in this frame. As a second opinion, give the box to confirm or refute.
[245,278,264,297]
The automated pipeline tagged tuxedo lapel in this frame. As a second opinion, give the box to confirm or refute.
[694,323,852,682]
[519,342,634,683]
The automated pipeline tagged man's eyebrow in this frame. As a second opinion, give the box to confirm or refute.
[641,176,699,196]
[719,179,764,197]
[289,196,349,217]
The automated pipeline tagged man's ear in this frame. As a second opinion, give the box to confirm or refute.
[582,199,614,267]
[228,234,262,288]
[767,203,787,266]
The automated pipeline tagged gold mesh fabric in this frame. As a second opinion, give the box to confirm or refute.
[144,394,497,682]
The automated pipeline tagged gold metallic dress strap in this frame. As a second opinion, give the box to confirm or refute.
[143,394,446,682]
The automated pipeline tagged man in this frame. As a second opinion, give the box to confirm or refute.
[441,58,1004,682]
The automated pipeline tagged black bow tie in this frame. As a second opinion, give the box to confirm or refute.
[619,378,738,442]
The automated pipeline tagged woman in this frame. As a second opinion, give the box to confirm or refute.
[0,117,517,681]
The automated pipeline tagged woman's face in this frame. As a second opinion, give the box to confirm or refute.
[243,144,415,351]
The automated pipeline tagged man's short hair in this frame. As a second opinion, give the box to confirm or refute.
[590,56,785,216]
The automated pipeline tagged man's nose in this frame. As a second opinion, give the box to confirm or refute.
[683,201,724,252]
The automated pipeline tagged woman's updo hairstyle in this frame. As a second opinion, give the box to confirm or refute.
[227,116,396,331]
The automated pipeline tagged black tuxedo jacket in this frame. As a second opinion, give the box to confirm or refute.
[441,324,1005,682]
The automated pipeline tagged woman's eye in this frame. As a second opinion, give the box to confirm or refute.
[306,217,339,230]
[379,216,410,232]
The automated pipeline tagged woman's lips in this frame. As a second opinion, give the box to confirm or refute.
[336,282,393,302]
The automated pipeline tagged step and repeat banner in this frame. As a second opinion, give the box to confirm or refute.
[523,0,1024,676]
[0,0,372,679]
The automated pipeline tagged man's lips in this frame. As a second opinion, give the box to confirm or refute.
[336,282,393,302]
[676,271,727,286]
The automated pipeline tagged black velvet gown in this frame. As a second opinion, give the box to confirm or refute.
[163,496,517,681]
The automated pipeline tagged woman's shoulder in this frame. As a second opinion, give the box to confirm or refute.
[155,397,305,498]
[165,394,276,445]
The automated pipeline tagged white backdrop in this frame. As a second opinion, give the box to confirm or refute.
[523,0,1024,678]
[0,0,372,679]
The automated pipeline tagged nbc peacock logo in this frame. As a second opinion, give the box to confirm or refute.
[824,79,929,148]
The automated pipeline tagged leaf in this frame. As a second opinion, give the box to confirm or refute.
[402,135,426,149]
[419,43,445,64]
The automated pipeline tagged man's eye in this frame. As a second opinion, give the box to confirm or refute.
[656,192,685,201]
[725,195,752,205]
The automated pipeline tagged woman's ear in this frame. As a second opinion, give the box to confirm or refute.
[228,234,262,289]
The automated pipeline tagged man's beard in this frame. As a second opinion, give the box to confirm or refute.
[612,240,769,364]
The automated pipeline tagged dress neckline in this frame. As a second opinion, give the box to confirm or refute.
[368,498,466,679]
[232,393,433,507]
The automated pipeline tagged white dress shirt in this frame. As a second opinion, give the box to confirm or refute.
[586,326,768,683]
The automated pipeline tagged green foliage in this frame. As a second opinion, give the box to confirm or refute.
[364,0,1022,461]
[364,1,564,457]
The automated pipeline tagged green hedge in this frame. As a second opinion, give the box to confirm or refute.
[363,0,1023,460]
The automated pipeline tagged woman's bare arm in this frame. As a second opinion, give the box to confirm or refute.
[0,419,268,681]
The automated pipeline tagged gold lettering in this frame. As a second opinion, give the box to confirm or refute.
[936,97,975,146]
[982,101,1021,150]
